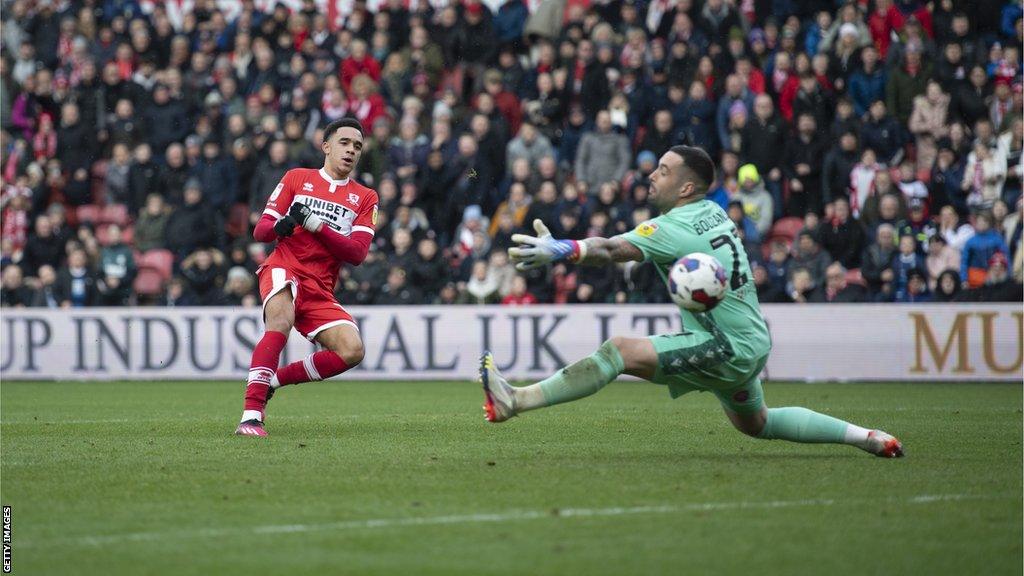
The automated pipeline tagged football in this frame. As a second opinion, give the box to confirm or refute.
[667,253,729,312]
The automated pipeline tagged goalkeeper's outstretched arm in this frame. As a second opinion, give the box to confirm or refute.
[575,236,644,266]
[508,219,644,270]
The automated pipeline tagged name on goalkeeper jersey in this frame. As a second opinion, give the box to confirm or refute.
[693,211,728,235]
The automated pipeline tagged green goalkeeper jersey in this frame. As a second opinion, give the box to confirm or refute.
[618,200,772,360]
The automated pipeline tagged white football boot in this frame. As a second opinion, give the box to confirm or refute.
[479,351,516,423]
[864,430,905,458]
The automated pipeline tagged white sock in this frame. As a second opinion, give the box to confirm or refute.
[513,384,547,413]
[843,424,872,449]
[241,410,263,423]
[269,374,280,389]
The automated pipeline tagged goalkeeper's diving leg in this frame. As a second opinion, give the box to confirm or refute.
[479,338,903,457]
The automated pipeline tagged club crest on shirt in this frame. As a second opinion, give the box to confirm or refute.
[635,221,659,237]
[348,193,360,207]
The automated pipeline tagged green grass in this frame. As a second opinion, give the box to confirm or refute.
[1,380,1020,575]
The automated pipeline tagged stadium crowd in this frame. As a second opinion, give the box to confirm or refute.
[0,0,1022,309]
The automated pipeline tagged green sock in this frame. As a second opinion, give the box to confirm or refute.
[536,340,625,407]
[757,407,850,444]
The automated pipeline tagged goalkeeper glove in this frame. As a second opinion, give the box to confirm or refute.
[508,219,586,271]
[289,202,324,233]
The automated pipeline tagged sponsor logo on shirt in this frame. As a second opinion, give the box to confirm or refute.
[294,194,354,234]
[635,222,659,237]
[303,182,314,192]
[269,182,284,202]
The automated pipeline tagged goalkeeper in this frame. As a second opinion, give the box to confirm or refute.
[482,146,903,457]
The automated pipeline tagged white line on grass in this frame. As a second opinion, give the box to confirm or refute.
[0,415,365,425]
[19,493,1012,550]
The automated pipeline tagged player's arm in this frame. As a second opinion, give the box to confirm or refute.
[576,236,644,266]
[289,199,375,266]
[310,225,373,265]
[508,220,644,270]
[253,173,300,242]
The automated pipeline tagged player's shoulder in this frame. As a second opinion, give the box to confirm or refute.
[349,179,379,202]
[284,167,320,182]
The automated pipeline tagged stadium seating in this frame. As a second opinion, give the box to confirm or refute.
[132,268,165,296]
[226,203,251,239]
[769,218,805,243]
[101,204,130,227]
[75,204,102,225]
[130,249,175,298]
[96,224,134,247]
[137,250,174,280]
[845,268,867,287]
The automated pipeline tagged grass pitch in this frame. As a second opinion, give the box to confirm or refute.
[1,380,1020,575]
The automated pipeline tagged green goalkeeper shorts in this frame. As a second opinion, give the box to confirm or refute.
[648,329,769,415]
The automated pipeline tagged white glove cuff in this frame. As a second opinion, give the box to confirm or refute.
[304,213,324,233]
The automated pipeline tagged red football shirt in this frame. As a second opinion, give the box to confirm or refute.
[262,167,379,289]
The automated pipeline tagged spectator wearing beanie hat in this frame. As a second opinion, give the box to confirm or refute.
[716,74,754,152]
[737,164,774,238]
[723,100,749,153]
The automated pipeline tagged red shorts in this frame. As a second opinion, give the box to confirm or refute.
[257,265,357,341]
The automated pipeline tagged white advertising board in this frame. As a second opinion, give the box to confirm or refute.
[0,304,1020,382]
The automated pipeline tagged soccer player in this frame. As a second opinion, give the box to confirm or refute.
[486,145,903,457]
[235,118,378,437]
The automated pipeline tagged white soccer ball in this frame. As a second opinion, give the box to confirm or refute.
[667,253,729,312]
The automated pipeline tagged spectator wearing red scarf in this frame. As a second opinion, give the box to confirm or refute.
[1,185,32,253]
[32,112,57,161]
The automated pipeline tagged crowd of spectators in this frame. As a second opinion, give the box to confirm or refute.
[1,0,1022,309]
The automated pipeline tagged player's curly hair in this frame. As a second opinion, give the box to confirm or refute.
[323,118,364,142]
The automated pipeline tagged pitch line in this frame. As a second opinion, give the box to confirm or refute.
[0,415,364,425]
[18,493,1012,550]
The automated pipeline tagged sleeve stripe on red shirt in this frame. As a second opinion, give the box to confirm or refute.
[264,208,283,219]
[351,225,375,236]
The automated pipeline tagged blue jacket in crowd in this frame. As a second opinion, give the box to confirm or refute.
[961,229,1010,281]
[848,68,887,118]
